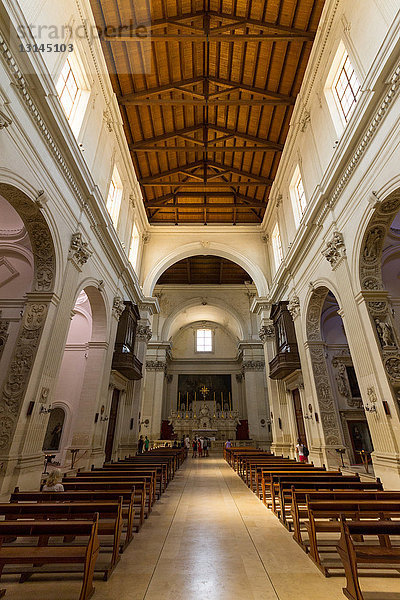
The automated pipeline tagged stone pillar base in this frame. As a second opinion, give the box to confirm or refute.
[371,452,400,489]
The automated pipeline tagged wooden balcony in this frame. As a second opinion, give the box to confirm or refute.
[269,347,301,380]
[112,351,143,380]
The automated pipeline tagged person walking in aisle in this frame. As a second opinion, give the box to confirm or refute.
[203,437,208,457]
[144,435,150,452]
[137,435,144,454]
[192,438,197,458]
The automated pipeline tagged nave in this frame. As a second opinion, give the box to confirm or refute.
[3,456,398,600]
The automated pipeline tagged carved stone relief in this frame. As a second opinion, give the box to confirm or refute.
[306,287,342,446]
[112,296,125,320]
[0,314,10,361]
[0,185,56,457]
[136,325,152,342]
[69,232,92,268]
[322,231,346,268]
[145,360,167,372]
[259,324,275,342]
[242,360,265,372]
[287,296,300,319]
[359,191,400,391]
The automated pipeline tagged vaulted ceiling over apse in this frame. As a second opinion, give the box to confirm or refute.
[91,0,325,224]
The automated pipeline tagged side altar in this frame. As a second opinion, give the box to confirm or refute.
[168,402,240,440]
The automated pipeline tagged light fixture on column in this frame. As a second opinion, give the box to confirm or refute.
[40,404,53,415]
[365,403,377,413]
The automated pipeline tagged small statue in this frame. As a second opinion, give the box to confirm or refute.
[375,318,395,347]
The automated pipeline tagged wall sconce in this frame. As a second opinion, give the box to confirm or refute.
[278,417,282,430]
[100,415,109,422]
[304,413,313,420]
[140,418,150,427]
[365,403,377,413]
[39,404,53,415]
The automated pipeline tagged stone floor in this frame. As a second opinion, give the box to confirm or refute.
[2,456,400,599]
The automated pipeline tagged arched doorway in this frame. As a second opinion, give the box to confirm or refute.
[306,286,372,467]
[0,184,56,463]
[52,286,108,467]
[359,190,400,414]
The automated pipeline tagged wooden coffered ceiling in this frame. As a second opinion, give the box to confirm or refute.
[90,0,325,224]
[157,256,251,284]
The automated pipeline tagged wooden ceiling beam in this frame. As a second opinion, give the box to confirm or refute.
[121,98,291,105]
[103,32,313,42]
[140,161,272,185]
[145,202,266,209]
[118,78,295,105]
[131,146,279,152]
[140,181,270,187]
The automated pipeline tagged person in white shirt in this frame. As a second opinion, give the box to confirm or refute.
[295,438,307,463]
[42,468,64,492]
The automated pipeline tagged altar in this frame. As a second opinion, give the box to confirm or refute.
[168,402,240,440]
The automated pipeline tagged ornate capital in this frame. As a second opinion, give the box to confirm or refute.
[146,360,166,371]
[112,296,125,320]
[136,324,152,342]
[242,360,265,372]
[259,325,275,342]
[0,109,12,130]
[288,295,300,319]
[322,231,346,269]
[235,373,243,382]
[69,232,92,268]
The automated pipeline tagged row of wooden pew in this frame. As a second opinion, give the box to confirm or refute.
[224,446,400,600]
[0,447,185,599]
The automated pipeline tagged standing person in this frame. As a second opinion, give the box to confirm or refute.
[137,435,144,454]
[185,435,190,450]
[296,438,306,462]
[225,439,232,449]
[144,435,150,452]
[198,437,203,458]
[192,438,197,458]
[203,437,208,457]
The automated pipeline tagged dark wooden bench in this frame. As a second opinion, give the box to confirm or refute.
[10,488,137,547]
[0,516,99,600]
[261,471,349,510]
[73,471,157,506]
[61,481,147,524]
[305,499,400,575]
[63,475,152,514]
[0,501,122,580]
[337,518,400,600]
[289,487,390,543]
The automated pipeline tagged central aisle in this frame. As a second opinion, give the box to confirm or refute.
[4,456,398,600]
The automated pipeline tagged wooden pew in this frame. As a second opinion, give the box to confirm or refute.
[10,489,137,547]
[337,518,400,600]
[305,499,400,575]
[0,501,122,580]
[72,471,156,508]
[250,463,324,497]
[288,484,386,535]
[94,465,166,497]
[61,482,147,525]
[261,471,351,510]
[0,516,100,600]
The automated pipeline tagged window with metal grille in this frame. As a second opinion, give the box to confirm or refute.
[196,328,213,352]
[56,59,79,120]
[334,54,361,121]
[272,222,283,269]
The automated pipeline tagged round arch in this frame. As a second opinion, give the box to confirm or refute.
[161,296,246,341]
[142,241,269,297]
[71,281,109,343]
[0,183,57,455]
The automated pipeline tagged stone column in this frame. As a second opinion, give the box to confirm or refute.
[1,232,92,491]
[141,342,170,442]
[128,319,152,450]
[323,229,400,485]
[239,341,269,448]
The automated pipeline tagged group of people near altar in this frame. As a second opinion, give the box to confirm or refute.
[191,436,210,458]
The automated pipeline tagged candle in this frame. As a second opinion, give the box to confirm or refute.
[214,392,216,417]
[178,391,181,411]
[194,392,196,417]
[186,392,189,411]
[229,391,232,411]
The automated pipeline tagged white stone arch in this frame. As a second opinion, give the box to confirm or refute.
[0,170,63,294]
[142,241,269,297]
[71,278,111,342]
[351,177,400,291]
[302,277,344,340]
[161,296,247,341]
